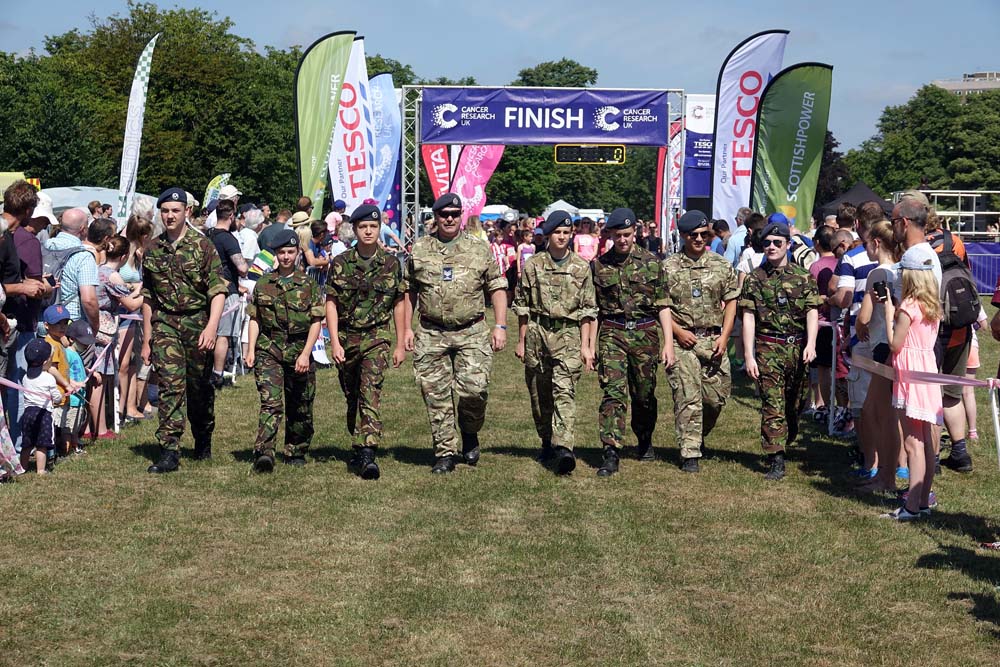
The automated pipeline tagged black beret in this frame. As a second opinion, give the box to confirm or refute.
[761,222,791,240]
[542,210,573,235]
[238,203,257,216]
[677,210,709,234]
[269,228,300,250]
[605,207,637,230]
[432,193,462,212]
[350,204,382,224]
[156,187,187,208]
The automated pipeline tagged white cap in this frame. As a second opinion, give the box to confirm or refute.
[219,184,242,200]
[30,191,58,227]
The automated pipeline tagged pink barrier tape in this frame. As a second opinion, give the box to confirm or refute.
[0,376,56,400]
[851,353,1000,471]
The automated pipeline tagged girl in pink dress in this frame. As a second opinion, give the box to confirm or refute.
[881,255,941,521]
[573,220,599,262]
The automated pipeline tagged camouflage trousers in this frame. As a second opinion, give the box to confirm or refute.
[598,325,660,449]
[337,327,391,448]
[756,338,809,453]
[150,313,215,452]
[523,322,584,450]
[253,341,315,457]
[667,337,731,459]
[413,319,493,458]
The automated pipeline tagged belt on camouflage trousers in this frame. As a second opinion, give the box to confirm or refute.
[756,332,804,345]
[530,314,577,332]
[419,314,485,332]
[688,326,722,337]
[600,316,657,331]
[341,321,390,333]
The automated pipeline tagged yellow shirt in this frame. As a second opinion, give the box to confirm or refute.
[45,334,70,407]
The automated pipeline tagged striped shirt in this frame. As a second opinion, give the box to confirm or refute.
[835,245,876,346]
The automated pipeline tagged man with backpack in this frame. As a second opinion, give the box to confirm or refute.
[915,194,980,473]
[42,209,102,334]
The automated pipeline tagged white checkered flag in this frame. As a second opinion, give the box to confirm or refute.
[115,33,161,230]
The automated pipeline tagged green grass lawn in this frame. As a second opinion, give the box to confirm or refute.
[3,310,1000,666]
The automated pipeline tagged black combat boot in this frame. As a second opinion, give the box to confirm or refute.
[681,457,700,473]
[193,441,212,461]
[349,446,380,480]
[431,455,457,474]
[537,438,555,463]
[461,432,480,466]
[284,454,306,467]
[253,452,275,473]
[148,449,179,474]
[553,446,576,475]
[764,452,785,481]
[636,438,656,461]
[597,446,620,477]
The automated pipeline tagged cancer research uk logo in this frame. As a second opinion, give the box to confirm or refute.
[431,104,459,129]
[594,106,621,132]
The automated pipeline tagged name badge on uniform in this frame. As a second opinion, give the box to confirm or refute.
[442,267,454,282]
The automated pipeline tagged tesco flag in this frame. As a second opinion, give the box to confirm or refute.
[710,30,788,222]
[329,37,376,213]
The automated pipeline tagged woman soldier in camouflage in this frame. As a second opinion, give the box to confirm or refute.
[245,228,326,473]
[739,220,821,480]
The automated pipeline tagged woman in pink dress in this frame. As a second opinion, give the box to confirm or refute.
[573,219,599,262]
[881,254,942,521]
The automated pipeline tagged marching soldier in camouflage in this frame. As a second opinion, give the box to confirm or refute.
[142,187,228,474]
[590,207,675,477]
[403,192,508,474]
[739,221,821,481]
[665,210,740,473]
[245,229,325,472]
[327,204,406,480]
[513,210,597,475]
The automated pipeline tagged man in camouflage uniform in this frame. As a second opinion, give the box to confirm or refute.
[245,229,324,472]
[739,221,821,480]
[513,210,597,475]
[327,204,406,480]
[590,207,675,477]
[403,193,508,474]
[665,210,740,473]
[141,187,228,473]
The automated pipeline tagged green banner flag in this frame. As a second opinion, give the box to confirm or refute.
[294,31,356,218]
[750,63,833,229]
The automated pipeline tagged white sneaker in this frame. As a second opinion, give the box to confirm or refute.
[880,506,922,521]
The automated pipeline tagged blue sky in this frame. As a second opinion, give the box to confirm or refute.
[3,0,997,149]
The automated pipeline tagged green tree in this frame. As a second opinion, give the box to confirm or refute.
[815,131,851,207]
[511,58,598,88]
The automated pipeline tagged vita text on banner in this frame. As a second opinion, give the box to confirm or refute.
[421,88,669,146]
[452,145,505,223]
[751,63,833,229]
[116,33,160,228]
[294,30,356,218]
[710,30,789,221]
[329,38,376,214]
[421,144,452,200]
[683,93,715,208]
[368,73,401,209]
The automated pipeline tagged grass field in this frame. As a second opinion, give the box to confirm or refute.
[3,309,1000,666]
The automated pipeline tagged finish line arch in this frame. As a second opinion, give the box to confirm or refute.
[399,85,686,244]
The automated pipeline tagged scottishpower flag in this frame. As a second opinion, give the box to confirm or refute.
[295,30,355,218]
[368,73,401,209]
[751,63,833,228]
[329,37,376,214]
[710,29,788,222]
[115,33,160,228]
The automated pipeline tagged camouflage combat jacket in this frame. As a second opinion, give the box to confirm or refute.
[592,244,670,319]
[249,269,325,348]
[142,227,227,317]
[512,251,597,322]
[738,262,823,335]
[405,232,507,328]
[664,250,739,329]
[327,247,403,330]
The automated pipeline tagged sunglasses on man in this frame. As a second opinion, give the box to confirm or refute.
[762,238,786,248]
[437,209,461,220]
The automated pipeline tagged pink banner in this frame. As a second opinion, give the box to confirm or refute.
[452,145,505,223]
[421,144,452,200]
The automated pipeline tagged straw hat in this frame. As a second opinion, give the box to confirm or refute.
[289,211,312,227]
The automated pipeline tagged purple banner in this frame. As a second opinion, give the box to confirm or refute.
[964,242,1000,294]
[421,87,670,146]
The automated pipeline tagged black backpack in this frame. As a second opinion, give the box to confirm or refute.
[935,230,979,329]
